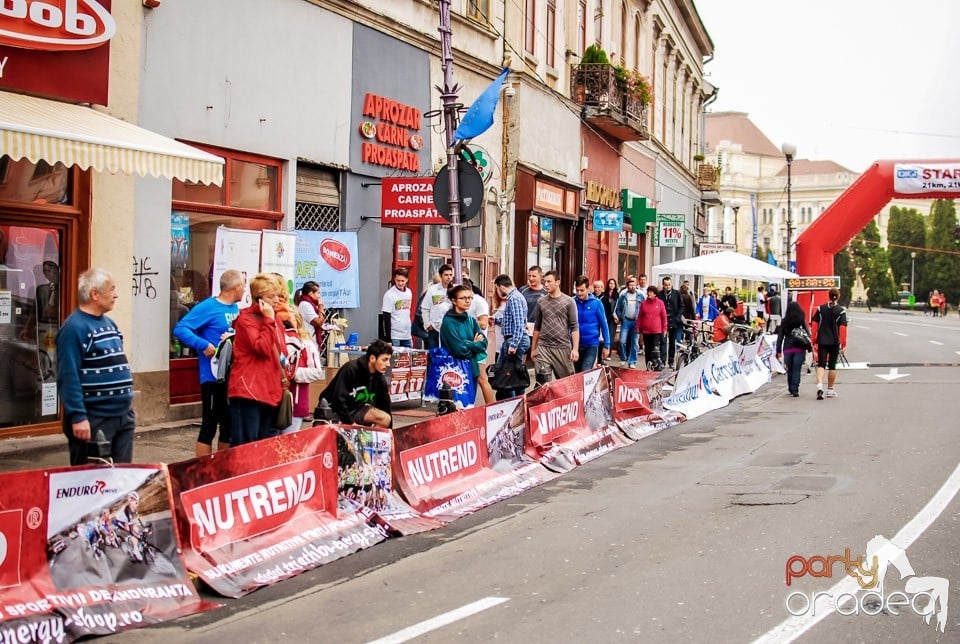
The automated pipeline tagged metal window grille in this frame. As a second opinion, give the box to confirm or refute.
[295,202,340,231]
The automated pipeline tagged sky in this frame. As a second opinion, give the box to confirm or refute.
[692,0,960,173]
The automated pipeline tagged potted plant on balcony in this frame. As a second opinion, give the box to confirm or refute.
[614,66,651,106]
[580,44,610,65]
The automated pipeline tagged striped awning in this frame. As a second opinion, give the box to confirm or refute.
[0,91,223,186]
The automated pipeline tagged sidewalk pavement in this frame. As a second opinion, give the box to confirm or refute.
[0,401,440,475]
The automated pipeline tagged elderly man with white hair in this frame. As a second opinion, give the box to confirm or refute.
[56,268,135,466]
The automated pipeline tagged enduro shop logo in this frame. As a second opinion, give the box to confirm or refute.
[319,238,351,271]
[0,0,116,51]
[53,479,118,499]
[784,535,949,633]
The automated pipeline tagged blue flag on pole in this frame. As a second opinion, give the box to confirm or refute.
[767,250,777,266]
[453,68,510,142]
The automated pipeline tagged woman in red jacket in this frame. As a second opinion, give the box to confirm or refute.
[229,273,285,445]
[636,285,668,370]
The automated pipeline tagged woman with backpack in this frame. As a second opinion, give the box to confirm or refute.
[282,311,325,433]
[776,300,812,398]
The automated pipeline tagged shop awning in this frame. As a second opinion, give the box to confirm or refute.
[0,91,223,186]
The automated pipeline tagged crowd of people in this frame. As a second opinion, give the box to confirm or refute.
[55,264,848,466]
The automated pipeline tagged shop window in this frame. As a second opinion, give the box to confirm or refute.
[0,156,72,205]
[172,145,282,215]
[0,225,62,428]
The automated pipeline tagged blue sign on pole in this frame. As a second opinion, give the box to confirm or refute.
[593,209,624,232]
[788,260,797,274]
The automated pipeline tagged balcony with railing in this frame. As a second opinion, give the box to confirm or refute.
[570,64,650,142]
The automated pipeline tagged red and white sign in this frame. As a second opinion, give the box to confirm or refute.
[180,456,330,553]
[0,0,112,104]
[319,238,351,272]
[381,177,445,225]
[0,509,23,590]
[528,391,582,446]
[0,0,116,50]
[399,428,485,492]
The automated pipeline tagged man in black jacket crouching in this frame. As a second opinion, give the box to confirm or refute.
[319,340,393,428]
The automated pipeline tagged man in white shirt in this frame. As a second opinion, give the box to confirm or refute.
[380,267,413,347]
[420,264,454,349]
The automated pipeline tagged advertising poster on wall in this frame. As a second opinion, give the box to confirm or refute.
[293,231,360,308]
[213,227,261,309]
[170,214,190,270]
[0,465,211,642]
[260,230,297,301]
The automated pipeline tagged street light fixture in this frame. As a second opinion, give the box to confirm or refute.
[910,251,917,295]
[730,198,742,252]
[781,142,796,270]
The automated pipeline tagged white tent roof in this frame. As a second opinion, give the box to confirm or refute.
[652,251,798,282]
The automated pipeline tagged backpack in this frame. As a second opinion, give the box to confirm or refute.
[283,328,304,382]
[210,332,235,383]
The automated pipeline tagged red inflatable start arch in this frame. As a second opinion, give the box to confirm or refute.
[794,159,960,312]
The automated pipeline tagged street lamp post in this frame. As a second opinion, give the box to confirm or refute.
[781,143,796,270]
[910,251,917,294]
[730,198,742,252]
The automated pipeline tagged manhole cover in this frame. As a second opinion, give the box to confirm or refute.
[731,493,808,506]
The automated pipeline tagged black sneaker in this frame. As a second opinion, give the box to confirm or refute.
[816,389,824,401]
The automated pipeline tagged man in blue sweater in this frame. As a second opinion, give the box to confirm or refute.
[173,269,244,456]
[56,268,135,466]
[573,275,610,372]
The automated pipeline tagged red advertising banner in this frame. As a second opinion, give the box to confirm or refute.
[610,367,685,440]
[524,367,632,472]
[0,0,113,105]
[381,177,446,225]
[168,426,388,598]
[0,465,211,642]
[394,400,558,522]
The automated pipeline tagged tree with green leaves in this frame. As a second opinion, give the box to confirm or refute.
[921,199,960,305]
[834,248,855,304]
[886,206,926,291]
[850,219,896,306]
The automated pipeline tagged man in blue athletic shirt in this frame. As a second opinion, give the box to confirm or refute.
[174,269,244,456]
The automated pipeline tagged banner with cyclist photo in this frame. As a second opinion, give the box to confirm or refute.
[393,403,559,523]
[335,427,442,535]
[167,426,387,598]
[0,465,210,643]
[609,367,685,440]
[524,368,631,473]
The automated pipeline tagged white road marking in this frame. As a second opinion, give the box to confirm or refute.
[893,332,908,337]
[367,596,510,644]
[929,340,944,346]
[876,367,909,381]
[854,325,870,330]
[752,462,960,643]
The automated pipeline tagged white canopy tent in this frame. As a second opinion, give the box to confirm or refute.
[651,251,798,282]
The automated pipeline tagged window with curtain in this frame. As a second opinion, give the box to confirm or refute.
[467,0,489,23]
[578,0,587,55]
[633,15,641,71]
[594,0,602,45]
[619,1,627,64]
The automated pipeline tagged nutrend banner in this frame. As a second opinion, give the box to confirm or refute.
[610,367,685,440]
[393,401,559,522]
[525,368,631,472]
[0,465,210,643]
[168,426,388,598]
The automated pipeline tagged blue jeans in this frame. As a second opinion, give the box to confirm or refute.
[575,344,600,373]
[783,350,804,395]
[392,338,413,348]
[495,335,530,400]
[618,322,638,365]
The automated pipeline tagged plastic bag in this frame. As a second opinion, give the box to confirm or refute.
[423,346,476,408]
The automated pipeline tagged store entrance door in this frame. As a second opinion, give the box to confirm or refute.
[0,222,63,430]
